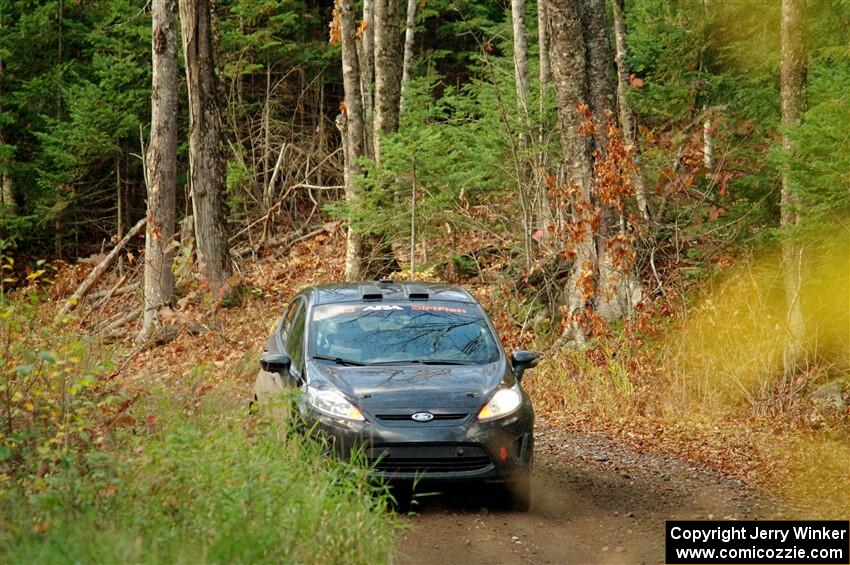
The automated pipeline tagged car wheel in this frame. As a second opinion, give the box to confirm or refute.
[504,470,531,512]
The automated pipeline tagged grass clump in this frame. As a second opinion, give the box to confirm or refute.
[0,291,396,564]
[2,400,396,564]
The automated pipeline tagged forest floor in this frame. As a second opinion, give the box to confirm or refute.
[396,421,793,565]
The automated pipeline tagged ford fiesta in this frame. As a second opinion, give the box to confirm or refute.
[252,281,538,510]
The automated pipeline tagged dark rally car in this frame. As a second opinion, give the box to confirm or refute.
[253,281,539,510]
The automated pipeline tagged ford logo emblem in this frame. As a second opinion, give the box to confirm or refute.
[411,412,434,422]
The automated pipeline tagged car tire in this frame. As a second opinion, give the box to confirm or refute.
[504,470,531,512]
[389,482,415,513]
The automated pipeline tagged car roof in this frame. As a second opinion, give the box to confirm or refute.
[305,281,477,305]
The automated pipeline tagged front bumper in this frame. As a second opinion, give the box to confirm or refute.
[304,402,534,482]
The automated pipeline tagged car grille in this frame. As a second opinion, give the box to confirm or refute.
[367,443,492,475]
[372,456,491,473]
[375,412,468,422]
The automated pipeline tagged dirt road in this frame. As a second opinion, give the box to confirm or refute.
[396,421,789,564]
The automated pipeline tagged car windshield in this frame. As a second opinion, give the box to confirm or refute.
[309,302,500,365]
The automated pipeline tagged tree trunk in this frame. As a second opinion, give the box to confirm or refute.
[538,0,551,90]
[180,0,231,291]
[703,110,714,172]
[338,0,367,281]
[0,16,12,214]
[262,66,273,209]
[116,157,125,276]
[701,1,714,177]
[139,0,179,341]
[780,0,807,376]
[548,0,596,345]
[360,0,375,155]
[581,0,615,148]
[584,0,640,322]
[549,0,641,345]
[611,0,650,223]
[371,0,404,277]
[401,0,417,98]
[534,0,552,244]
[0,132,12,212]
[0,174,11,211]
[373,0,403,162]
[511,0,530,114]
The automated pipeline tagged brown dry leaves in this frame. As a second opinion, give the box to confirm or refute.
[328,3,341,45]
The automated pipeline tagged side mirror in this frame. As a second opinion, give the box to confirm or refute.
[511,350,540,381]
[260,352,292,375]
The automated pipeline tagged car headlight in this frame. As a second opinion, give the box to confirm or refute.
[306,386,365,421]
[477,385,522,421]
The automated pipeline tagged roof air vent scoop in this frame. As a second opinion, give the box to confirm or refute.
[359,284,384,300]
[405,284,430,300]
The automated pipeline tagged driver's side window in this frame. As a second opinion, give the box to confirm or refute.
[287,302,307,371]
[280,300,299,343]
[279,299,306,371]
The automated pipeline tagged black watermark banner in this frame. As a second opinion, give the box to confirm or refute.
[666,520,849,564]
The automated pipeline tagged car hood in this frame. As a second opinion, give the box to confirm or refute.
[306,359,505,412]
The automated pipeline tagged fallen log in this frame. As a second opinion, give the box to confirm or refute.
[95,274,128,312]
[87,282,139,301]
[55,217,146,321]
[78,274,128,326]
[103,307,142,333]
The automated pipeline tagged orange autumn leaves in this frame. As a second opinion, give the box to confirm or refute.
[548,105,642,336]
[328,1,368,46]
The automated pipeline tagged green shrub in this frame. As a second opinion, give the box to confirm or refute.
[0,290,124,492]
[1,398,396,564]
[0,294,396,564]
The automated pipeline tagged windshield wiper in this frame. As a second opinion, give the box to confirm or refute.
[311,354,367,366]
[367,359,478,366]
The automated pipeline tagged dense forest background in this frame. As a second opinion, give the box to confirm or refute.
[2,0,847,260]
[1,0,847,357]
[1,0,849,559]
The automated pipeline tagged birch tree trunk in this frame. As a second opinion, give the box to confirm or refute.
[401,0,417,98]
[0,173,11,210]
[611,0,650,222]
[0,130,12,211]
[548,0,595,345]
[0,16,12,214]
[538,0,551,90]
[139,0,179,341]
[180,0,231,291]
[703,109,714,171]
[702,0,714,176]
[373,0,403,163]
[339,0,367,281]
[511,0,530,114]
[780,0,807,377]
